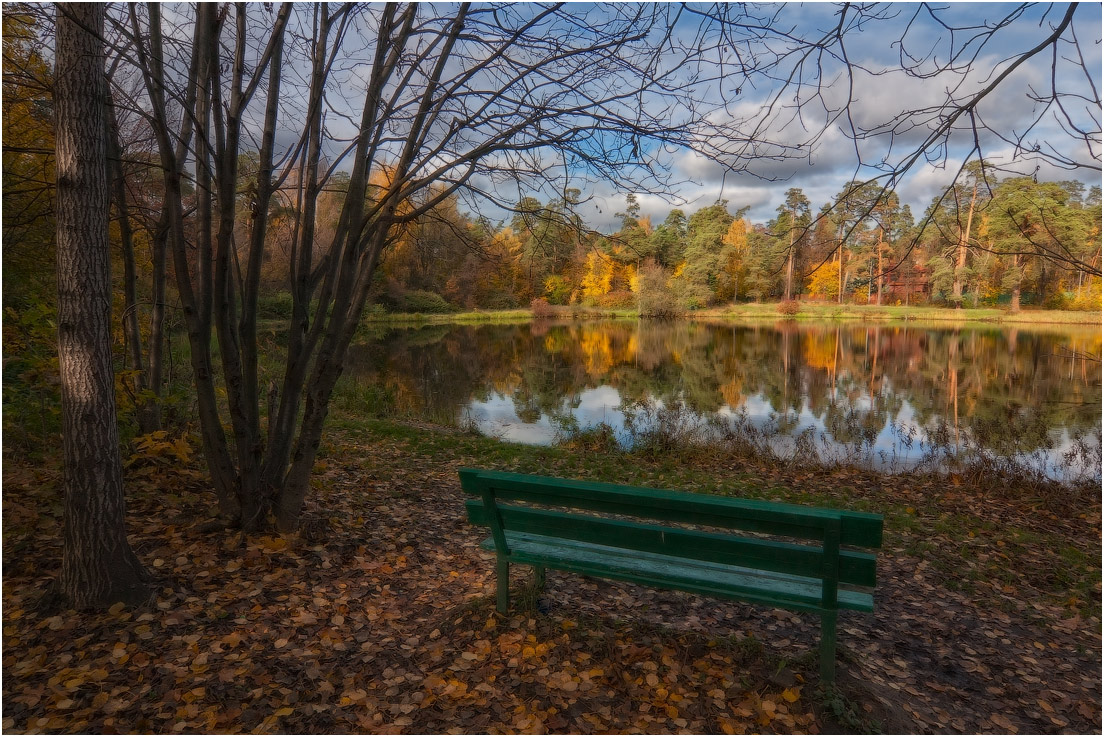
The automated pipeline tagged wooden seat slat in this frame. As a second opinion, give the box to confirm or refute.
[461,468,882,547]
[478,532,875,612]
[466,499,877,587]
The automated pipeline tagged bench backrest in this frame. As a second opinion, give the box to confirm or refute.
[461,468,882,591]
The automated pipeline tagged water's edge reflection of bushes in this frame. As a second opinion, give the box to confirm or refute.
[551,397,1101,510]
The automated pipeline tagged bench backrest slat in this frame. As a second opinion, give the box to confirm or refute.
[466,499,877,587]
[460,469,883,548]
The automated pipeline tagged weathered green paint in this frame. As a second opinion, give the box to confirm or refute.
[459,468,882,547]
[477,533,875,612]
[461,469,883,683]
[465,500,877,587]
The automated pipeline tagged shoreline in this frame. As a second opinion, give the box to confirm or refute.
[359,303,1102,327]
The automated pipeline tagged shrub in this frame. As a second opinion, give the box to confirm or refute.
[1070,278,1103,311]
[257,291,294,319]
[777,299,800,317]
[594,290,636,310]
[530,297,557,318]
[636,261,681,318]
[402,290,456,313]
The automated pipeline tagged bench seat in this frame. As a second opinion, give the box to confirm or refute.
[479,531,875,613]
[461,468,883,682]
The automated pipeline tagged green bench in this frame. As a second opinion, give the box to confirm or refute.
[461,468,883,682]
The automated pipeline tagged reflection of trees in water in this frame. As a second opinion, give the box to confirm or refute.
[340,320,1101,454]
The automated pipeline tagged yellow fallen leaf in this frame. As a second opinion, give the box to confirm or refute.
[274,707,294,717]
[782,687,801,703]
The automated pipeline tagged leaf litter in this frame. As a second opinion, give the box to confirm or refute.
[2,424,1100,733]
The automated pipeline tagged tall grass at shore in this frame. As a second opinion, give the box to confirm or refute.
[700,302,1102,325]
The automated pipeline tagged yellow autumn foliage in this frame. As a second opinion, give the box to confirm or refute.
[581,251,614,298]
[806,261,840,299]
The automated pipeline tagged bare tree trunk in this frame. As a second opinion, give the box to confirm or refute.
[54,2,148,609]
[1011,254,1022,312]
[835,221,845,305]
[784,215,795,301]
[905,260,911,307]
[952,181,977,307]
[108,99,163,433]
[876,229,884,306]
[130,3,242,520]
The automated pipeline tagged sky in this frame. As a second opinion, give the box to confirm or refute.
[114,3,1102,232]
[566,2,1104,230]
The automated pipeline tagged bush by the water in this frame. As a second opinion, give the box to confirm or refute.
[399,290,457,313]
[591,290,636,310]
[636,261,681,318]
[530,297,558,318]
[777,299,801,317]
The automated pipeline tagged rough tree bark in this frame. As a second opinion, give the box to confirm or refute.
[54,2,148,609]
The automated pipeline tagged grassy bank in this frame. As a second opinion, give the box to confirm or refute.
[360,308,533,325]
[359,306,637,325]
[699,302,1102,325]
[355,303,1100,327]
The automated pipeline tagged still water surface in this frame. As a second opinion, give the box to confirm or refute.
[344,320,1101,480]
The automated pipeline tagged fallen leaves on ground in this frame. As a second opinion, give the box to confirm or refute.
[2,423,1100,734]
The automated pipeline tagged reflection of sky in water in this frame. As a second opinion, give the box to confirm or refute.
[468,386,623,445]
[466,384,1098,481]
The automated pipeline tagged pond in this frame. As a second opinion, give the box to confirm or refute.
[342,319,1102,482]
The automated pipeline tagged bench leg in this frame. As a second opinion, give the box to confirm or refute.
[819,610,837,683]
[533,565,546,591]
[496,558,510,614]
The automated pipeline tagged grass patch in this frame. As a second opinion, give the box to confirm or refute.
[362,308,534,325]
[698,302,1101,325]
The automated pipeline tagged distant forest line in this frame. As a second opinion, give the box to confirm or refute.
[364,173,1102,316]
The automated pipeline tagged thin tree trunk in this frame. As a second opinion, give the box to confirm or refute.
[784,211,795,301]
[261,4,345,499]
[54,2,148,609]
[108,99,163,433]
[876,229,884,306]
[140,3,242,519]
[952,181,977,306]
[905,261,911,307]
[835,220,845,305]
[1011,255,1022,311]
[109,110,145,390]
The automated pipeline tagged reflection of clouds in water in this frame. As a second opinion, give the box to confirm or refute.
[467,386,1099,482]
[440,320,1101,484]
[468,394,557,445]
[575,386,622,424]
[469,386,629,446]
